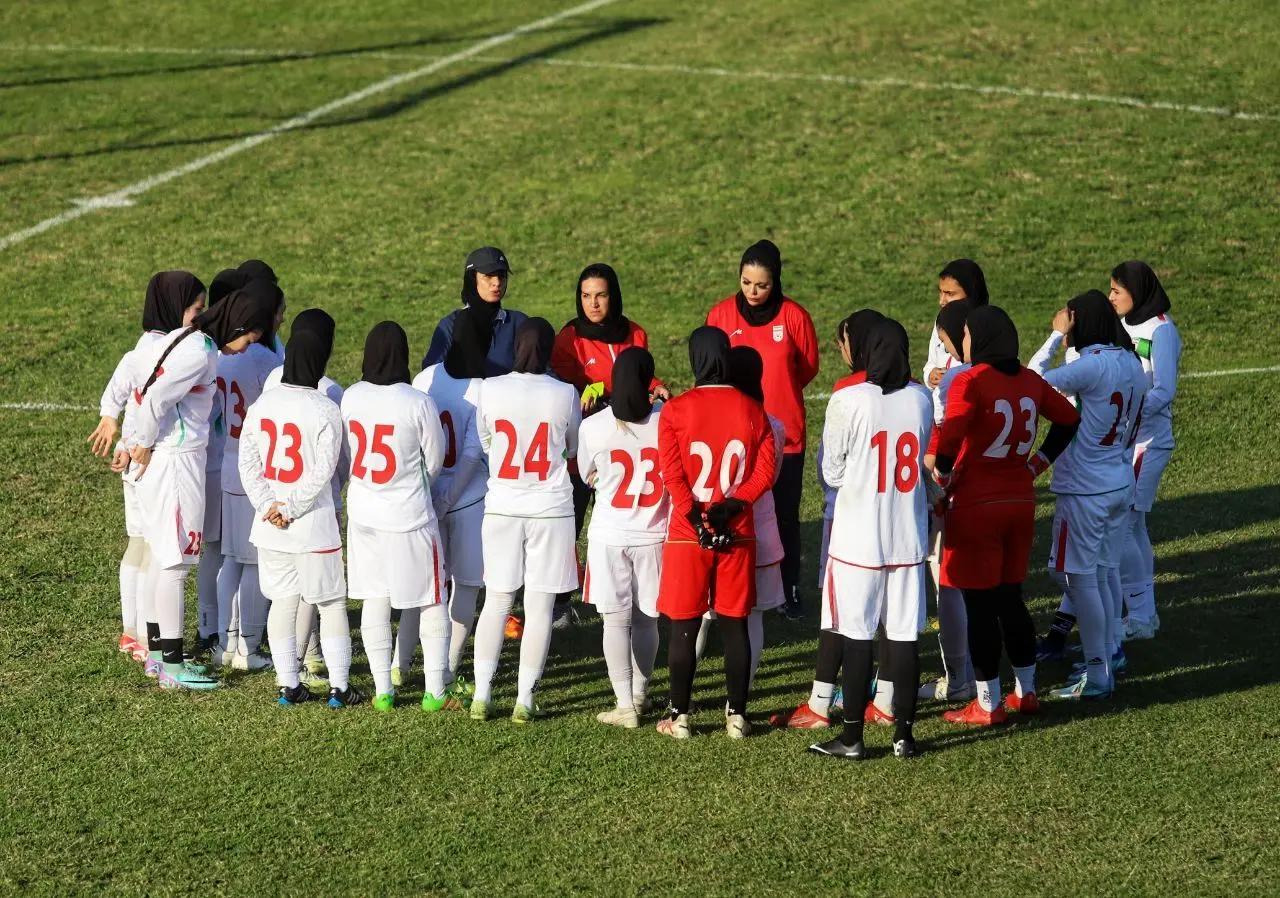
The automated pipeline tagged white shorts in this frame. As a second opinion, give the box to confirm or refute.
[755,561,785,611]
[137,449,206,569]
[123,477,145,539]
[482,514,579,594]
[348,521,445,609]
[258,547,346,604]
[1132,444,1171,512]
[220,491,257,564]
[1049,489,1130,575]
[582,540,662,616]
[203,467,222,544]
[440,499,485,587]
[821,558,926,642]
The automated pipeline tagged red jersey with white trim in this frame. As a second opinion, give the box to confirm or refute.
[577,405,669,546]
[477,371,581,518]
[705,296,820,453]
[239,383,343,553]
[657,385,777,541]
[412,364,486,513]
[822,381,934,567]
[218,343,282,494]
[937,364,1080,509]
[341,381,446,532]
[550,321,665,398]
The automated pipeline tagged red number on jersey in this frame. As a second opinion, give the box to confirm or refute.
[494,419,552,481]
[689,440,747,503]
[183,530,203,556]
[227,380,247,439]
[983,396,1037,459]
[608,447,663,509]
[1099,391,1125,446]
[350,421,398,484]
[261,418,305,484]
[440,410,457,469]
[215,377,228,430]
[871,430,921,493]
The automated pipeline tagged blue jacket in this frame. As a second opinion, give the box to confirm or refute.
[422,306,529,377]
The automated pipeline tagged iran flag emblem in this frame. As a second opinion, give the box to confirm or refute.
[772,324,785,342]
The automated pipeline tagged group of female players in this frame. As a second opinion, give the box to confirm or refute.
[89,243,1181,756]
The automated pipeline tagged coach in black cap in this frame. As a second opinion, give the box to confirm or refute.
[422,246,529,376]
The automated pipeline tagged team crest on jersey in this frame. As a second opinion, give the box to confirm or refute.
[772,324,784,342]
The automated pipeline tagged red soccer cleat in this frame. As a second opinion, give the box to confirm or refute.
[1003,691,1040,714]
[942,698,1009,727]
[864,701,896,726]
[769,701,831,729]
[504,614,524,639]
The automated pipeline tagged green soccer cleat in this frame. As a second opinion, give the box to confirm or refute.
[158,660,221,691]
[421,692,448,713]
[469,699,490,722]
[391,667,405,688]
[372,692,396,712]
[511,703,547,725]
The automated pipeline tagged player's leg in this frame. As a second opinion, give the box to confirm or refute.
[393,606,420,687]
[294,600,324,686]
[118,536,145,649]
[418,602,450,709]
[772,451,805,617]
[470,514,525,714]
[447,583,480,678]
[746,609,764,690]
[444,501,485,679]
[196,469,223,653]
[215,556,242,662]
[776,558,844,728]
[694,612,712,661]
[869,632,896,722]
[934,585,974,697]
[360,595,394,708]
[316,598,355,700]
[601,607,635,710]
[810,635,872,759]
[629,543,662,713]
[592,542,637,724]
[1121,509,1157,636]
[662,615,700,736]
[655,541,713,738]
[511,515,579,722]
[711,543,757,738]
[1047,494,1113,699]
[267,592,302,694]
[993,502,1038,712]
[235,563,271,668]
[885,565,925,756]
[513,590,556,721]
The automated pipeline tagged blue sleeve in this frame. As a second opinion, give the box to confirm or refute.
[485,309,527,377]
[423,312,455,370]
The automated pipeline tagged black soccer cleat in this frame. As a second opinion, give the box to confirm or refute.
[808,737,866,760]
[327,685,366,709]
[893,737,920,759]
[278,683,311,706]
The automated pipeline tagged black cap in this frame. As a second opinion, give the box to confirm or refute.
[465,246,510,276]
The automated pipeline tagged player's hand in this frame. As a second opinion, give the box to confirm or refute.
[1026,451,1051,478]
[650,385,671,402]
[706,498,747,535]
[87,416,119,458]
[110,448,129,473]
[264,501,289,529]
[1052,307,1073,337]
[686,506,717,550]
[128,445,152,478]
[926,368,944,388]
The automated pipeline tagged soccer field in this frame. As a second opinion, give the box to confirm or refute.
[2,1,1278,893]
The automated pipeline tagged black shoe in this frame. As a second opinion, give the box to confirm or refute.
[278,683,311,706]
[893,737,920,759]
[327,685,365,708]
[780,596,803,621]
[808,737,866,760]
[1036,631,1067,662]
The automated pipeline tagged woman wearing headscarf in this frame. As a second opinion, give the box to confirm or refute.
[126,284,273,689]
[809,319,933,761]
[923,258,989,389]
[933,306,1080,727]
[422,246,529,377]
[654,326,778,740]
[576,347,669,728]
[90,271,207,664]
[341,322,449,712]
[706,240,819,619]
[238,310,362,708]
[470,318,582,724]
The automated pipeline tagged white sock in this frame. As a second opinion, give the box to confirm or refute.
[119,536,145,638]
[471,589,515,703]
[936,586,971,685]
[447,583,481,675]
[295,598,318,662]
[318,599,351,690]
[516,591,556,709]
[238,564,265,654]
[360,597,394,697]
[1057,568,1107,686]
[630,607,658,703]
[602,608,635,708]
[747,609,764,689]
[268,593,301,688]
[395,606,420,675]
[1101,564,1123,658]
[418,603,449,698]
[216,557,242,649]
[152,564,187,640]
[977,677,1000,712]
[808,681,836,718]
[1013,664,1036,697]
[195,540,223,639]
[873,678,895,715]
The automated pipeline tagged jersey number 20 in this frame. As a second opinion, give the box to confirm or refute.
[690,440,746,503]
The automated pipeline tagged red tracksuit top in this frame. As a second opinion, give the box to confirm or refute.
[550,321,665,398]
[705,296,820,454]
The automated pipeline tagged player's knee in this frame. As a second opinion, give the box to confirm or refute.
[123,536,147,567]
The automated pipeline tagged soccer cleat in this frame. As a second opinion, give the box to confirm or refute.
[1123,617,1158,641]
[597,706,640,729]
[1003,691,1040,715]
[469,699,490,722]
[130,642,150,663]
[442,677,472,711]
[808,738,866,760]
[194,633,219,660]
[893,737,920,759]
[118,634,139,654]
[780,595,803,621]
[504,614,524,639]
[1071,649,1128,680]
[656,713,692,740]
[230,651,274,672]
[768,701,831,729]
[511,703,547,725]
[207,642,237,668]
[327,685,364,708]
[1035,632,1068,662]
[864,701,896,726]
[299,668,329,690]
[1051,677,1112,701]
[303,653,327,677]
[390,667,405,688]
[278,683,310,706]
[725,713,751,739]
[943,699,1008,726]
[144,653,163,679]
[421,692,448,713]
[917,676,976,703]
[157,660,220,691]
[551,604,580,631]
[372,692,396,712]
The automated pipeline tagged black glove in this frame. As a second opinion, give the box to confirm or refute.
[686,505,717,550]
[706,498,747,535]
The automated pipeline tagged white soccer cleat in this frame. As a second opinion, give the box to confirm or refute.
[596,706,640,729]
[656,713,691,740]
[918,676,976,702]
[230,651,274,672]
[1123,617,1158,641]
[725,713,751,739]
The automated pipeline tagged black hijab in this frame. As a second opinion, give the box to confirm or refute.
[844,308,886,373]
[865,319,911,394]
[513,318,555,375]
[966,305,1020,375]
[142,270,205,332]
[1111,260,1170,326]
[611,347,655,423]
[282,309,335,389]
[238,259,278,284]
[461,257,505,329]
[571,263,630,344]
[362,321,411,386]
[735,239,785,327]
[443,306,489,380]
[936,300,972,356]
[728,345,765,402]
[193,281,276,349]
[688,325,731,386]
[939,259,989,307]
[1067,290,1120,350]
[209,268,249,305]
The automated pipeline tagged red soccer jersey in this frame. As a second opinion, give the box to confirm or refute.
[658,385,778,541]
[549,321,665,398]
[705,296,820,454]
[936,364,1080,509]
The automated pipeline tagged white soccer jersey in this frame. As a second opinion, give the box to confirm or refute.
[477,371,580,518]
[101,331,167,455]
[822,381,933,567]
[264,366,349,510]
[341,381,446,532]
[577,404,669,546]
[1123,314,1181,450]
[217,343,280,494]
[922,324,951,386]
[1044,344,1148,496]
[933,359,969,424]
[412,364,486,514]
[238,383,343,554]
[130,328,219,452]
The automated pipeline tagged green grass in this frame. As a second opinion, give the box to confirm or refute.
[1,1,1278,894]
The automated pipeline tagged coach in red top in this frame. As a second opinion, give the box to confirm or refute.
[706,240,819,618]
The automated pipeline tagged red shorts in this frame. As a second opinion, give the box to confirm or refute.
[941,501,1034,590]
[656,539,756,620]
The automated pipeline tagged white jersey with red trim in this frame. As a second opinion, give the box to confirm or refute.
[264,366,349,511]
[822,381,933,567]
[238,383,343,554]
[576,404,668,546]
[129,328,219,452]
[341,381,446,532]
[102,331,167,458]
[412,364,486,513]
[477,371,580,518]
[217,343,281,493]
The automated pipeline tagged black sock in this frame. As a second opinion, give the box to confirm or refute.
[146,621,161,652]
[840,637,874,746]
[887,638,919,741]
[963,587,1002,682]
[997,582,1036,669]
[720,615,750,716]
[666,617,700,715]
[1048,610,1076,639]
[161,637,183,665]
[814,629,843,684]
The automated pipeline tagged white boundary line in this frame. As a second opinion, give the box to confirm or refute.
[0,0,622,253]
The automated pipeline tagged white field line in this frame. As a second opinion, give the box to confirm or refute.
[0,0,622,254]
[3,364,1274,415]
[2,41,1277,123]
